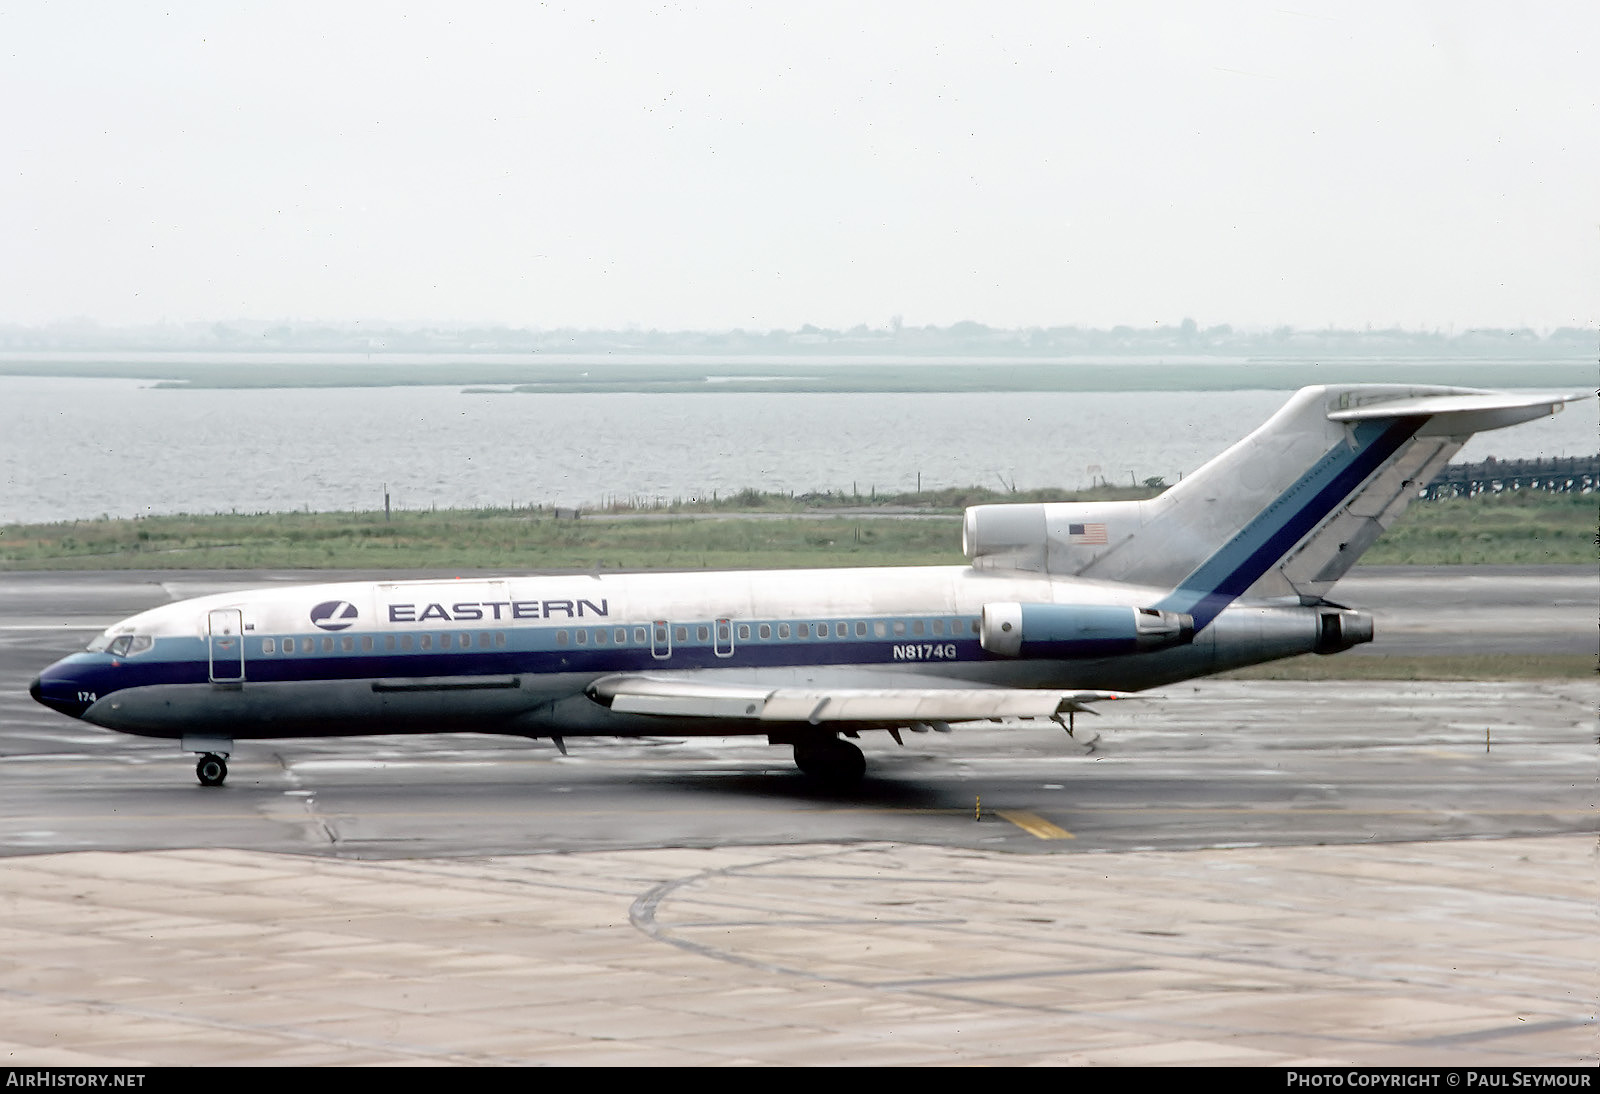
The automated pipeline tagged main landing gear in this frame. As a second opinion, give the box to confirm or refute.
[792,735,866,789]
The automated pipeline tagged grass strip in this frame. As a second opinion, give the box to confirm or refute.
[1220,653,1595,681]
[1,487,1592,570]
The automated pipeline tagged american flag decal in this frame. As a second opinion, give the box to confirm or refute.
[1068,522,1108,545]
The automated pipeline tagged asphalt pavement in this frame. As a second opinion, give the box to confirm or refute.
[0,566,1593,1065]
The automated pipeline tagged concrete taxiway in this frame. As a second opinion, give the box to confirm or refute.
[0,567,1594,1065]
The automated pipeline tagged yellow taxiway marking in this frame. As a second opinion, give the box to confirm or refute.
[995,810,1075,840]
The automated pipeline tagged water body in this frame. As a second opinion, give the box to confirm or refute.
[2,376,1593,525]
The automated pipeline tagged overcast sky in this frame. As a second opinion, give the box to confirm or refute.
[3,2,1595,332]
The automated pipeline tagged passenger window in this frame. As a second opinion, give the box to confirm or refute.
[615,628,627,644]
[737,624,750,640]
[419,635,432,650]
[874,622,887,638]
[385,635,396,651]
[322,637,334,653]
[675,626,688,642]
[460,633,471,648]
[835,622,847,638]
[696,625,709,642]
[401,635,413,651]
[262,638,276,654]
[362,635,374,651]
[635,627,648,644]
[556,631,568,647]
[759,624,771,640]
[971,620,981,634]
[855,621,866,637]
[341,636,354,651]
[441,634,452,649]
[478,632,490,648]
[912,620,925,636]
[575,629,587,646]
[931,620,944,636]
[595,629,608,645]
[893,621,906,636]
[778,623,791,639]
[496,632,506,647]
[796,623,809,638]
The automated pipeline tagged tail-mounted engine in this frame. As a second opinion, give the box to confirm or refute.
[1313,608,1375,654]
[980,602,1194,659]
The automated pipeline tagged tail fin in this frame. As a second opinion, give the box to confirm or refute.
[962,385,1582,628]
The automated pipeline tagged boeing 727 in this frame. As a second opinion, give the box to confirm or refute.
[29,384,1582,787]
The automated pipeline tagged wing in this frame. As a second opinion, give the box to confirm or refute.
[587,673,1121,725]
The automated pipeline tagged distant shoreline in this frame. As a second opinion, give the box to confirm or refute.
[0,356,1592,392]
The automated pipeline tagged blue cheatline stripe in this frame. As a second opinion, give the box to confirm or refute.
[46,613,996,701]
[1156,416,1424,629]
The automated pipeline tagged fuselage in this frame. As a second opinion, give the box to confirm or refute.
[29,563,1340,741]
[27,384,1577,791]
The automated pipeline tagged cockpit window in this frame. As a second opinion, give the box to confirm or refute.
[97,634,154,657]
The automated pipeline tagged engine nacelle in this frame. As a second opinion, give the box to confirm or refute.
[963,500,1146,575]
[1313,608,1375,654]
[980,602,1195,659]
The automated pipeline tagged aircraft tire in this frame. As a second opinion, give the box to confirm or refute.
[793,737,865,789]
[196,754,228,787]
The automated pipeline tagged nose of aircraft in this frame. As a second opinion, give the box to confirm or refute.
[29,663,92,720]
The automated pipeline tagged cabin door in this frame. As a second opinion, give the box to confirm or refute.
[208,609,245,684]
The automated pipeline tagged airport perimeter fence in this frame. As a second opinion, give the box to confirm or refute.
[1422,455,1599,499]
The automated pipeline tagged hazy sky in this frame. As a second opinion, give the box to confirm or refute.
[3,2,1595,331]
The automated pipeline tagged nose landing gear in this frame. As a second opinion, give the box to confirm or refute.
[195,753,228,787]
[183,736,234,787]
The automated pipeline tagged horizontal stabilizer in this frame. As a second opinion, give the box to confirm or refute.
[589,674,1120,724]
[1327,390,1573,427]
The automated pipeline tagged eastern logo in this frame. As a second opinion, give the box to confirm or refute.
[310,601,359,631]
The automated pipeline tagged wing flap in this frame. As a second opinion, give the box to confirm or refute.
[592,674,1120,724]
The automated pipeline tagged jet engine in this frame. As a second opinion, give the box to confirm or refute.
[980,602,1194,659]
[1313,607,1375,654]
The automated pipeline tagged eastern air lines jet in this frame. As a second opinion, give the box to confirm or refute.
[30,385,1582,788]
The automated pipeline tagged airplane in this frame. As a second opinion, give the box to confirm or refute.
[29,383,1583,788]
